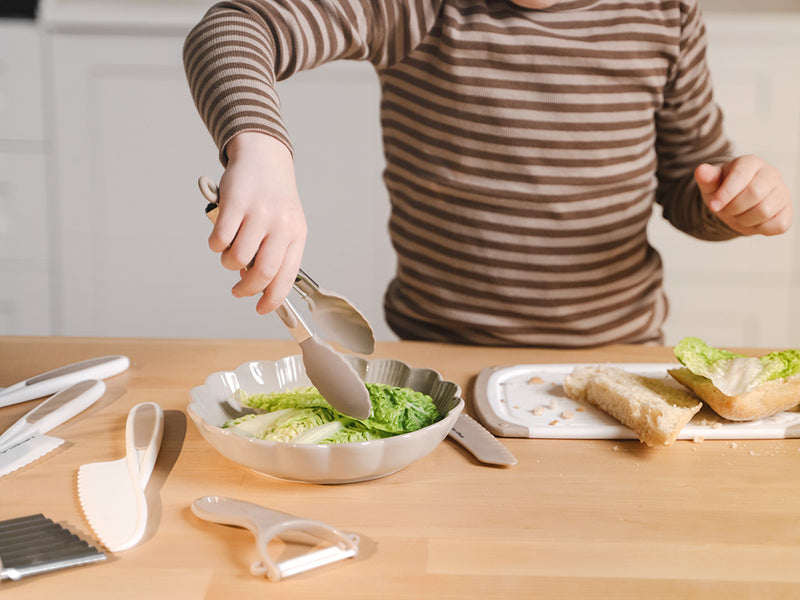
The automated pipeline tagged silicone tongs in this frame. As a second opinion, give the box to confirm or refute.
[197,177,371,420]
[191,496,360,582]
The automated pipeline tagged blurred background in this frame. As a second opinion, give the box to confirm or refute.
[1,0,799,347]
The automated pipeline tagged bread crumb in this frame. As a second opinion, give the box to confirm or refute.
[749,450,757,456]
[549,420,559,426]
[513,405,521,409]
[712,422,723,429]
[693,436,705,444]
[576,407,585,412]
[612,445,620,451]
[561,410,575,420]
[528,376,545,384]
[548,399,560,411]
[532,406,546,416]
[729,442,738,449]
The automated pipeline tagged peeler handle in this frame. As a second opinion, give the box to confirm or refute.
[191,496,359,582]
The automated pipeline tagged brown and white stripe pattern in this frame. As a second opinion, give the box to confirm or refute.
[184,0,735,347]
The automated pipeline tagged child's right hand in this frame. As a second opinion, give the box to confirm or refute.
[210,132,308,314]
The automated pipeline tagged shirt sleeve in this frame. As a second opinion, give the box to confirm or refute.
[182,0,442,164]
[653,0,738,241]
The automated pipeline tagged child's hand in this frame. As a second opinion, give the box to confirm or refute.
[694,155,792,236]
[211,132,307,314]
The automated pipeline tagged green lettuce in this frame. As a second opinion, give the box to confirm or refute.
[673,337,800,396]
[225,383,440,444]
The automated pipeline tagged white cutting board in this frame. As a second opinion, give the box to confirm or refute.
[473,363,800,440]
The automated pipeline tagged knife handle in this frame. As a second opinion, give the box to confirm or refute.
[0,380,106,447]
[125,402,164,489]
[0,355,129,409]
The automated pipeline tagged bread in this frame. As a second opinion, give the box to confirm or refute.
[563,366,702,447]
[668,367,800,421]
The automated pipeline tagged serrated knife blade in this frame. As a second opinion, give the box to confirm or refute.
[0,380,106,478]
[448,413,517,466]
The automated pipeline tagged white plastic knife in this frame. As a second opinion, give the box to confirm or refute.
[0,379,106,477]
[0,355,129,408]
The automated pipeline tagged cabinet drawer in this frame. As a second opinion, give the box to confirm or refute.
[0,20,44,141]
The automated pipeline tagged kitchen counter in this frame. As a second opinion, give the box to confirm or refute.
[1,336,799,598]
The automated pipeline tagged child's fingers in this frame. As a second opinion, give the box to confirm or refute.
[705,156,760,212]
[694,163,723,197]
[733,187,792,236]
[208,205,244,254]
[232,231,285,298]
[255,242,304,314]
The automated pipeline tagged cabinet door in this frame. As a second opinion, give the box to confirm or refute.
[0,21,44,141]
[0,152,51,334]
[47,32,393,340]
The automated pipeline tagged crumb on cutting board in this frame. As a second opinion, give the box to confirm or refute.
[528,376,545,384]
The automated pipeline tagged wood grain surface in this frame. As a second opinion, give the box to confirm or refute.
[1,336,798,599]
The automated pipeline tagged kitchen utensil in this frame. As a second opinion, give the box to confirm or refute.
[273,300,372,420]
[293,269,374,354]
[188,356,464,484]
[474,363,800,440]
[0,514,106,581]
[198,176,375,355]
[198,176,371,420]
[77,402,164,552]
[0,355,129,409]
[448,413,517,466]
[0,379,106,478]
[191,496,359,582]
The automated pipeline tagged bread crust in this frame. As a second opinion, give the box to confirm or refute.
[564,366,701,447]
[668,367,800,421]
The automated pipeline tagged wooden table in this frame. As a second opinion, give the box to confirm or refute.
[1,336,798,599]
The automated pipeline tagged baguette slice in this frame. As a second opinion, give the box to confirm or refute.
[668,367,800,421]
[563,366,702,447]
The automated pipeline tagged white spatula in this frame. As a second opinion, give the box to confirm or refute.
[77,402,164,552]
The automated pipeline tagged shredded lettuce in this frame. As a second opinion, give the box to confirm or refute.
[673,337,800,396]
[225,383,440,444]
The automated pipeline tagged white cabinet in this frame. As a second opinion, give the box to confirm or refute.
[0,21,51,335]
[42,13,394,340]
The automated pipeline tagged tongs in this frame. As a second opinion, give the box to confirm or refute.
[198,176,372,420]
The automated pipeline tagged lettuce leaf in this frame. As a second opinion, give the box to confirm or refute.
[227,383,440,444]
[673,337,800,396]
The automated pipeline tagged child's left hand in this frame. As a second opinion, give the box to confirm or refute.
[694,155,792,236]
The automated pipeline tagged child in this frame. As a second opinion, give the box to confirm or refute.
[183,0,791,347]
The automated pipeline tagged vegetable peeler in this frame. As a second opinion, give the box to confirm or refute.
[191,496,359,582]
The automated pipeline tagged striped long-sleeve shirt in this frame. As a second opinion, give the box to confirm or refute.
[183,0,737,348]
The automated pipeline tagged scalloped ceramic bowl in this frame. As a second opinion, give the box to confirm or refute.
[187,356,464,484]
